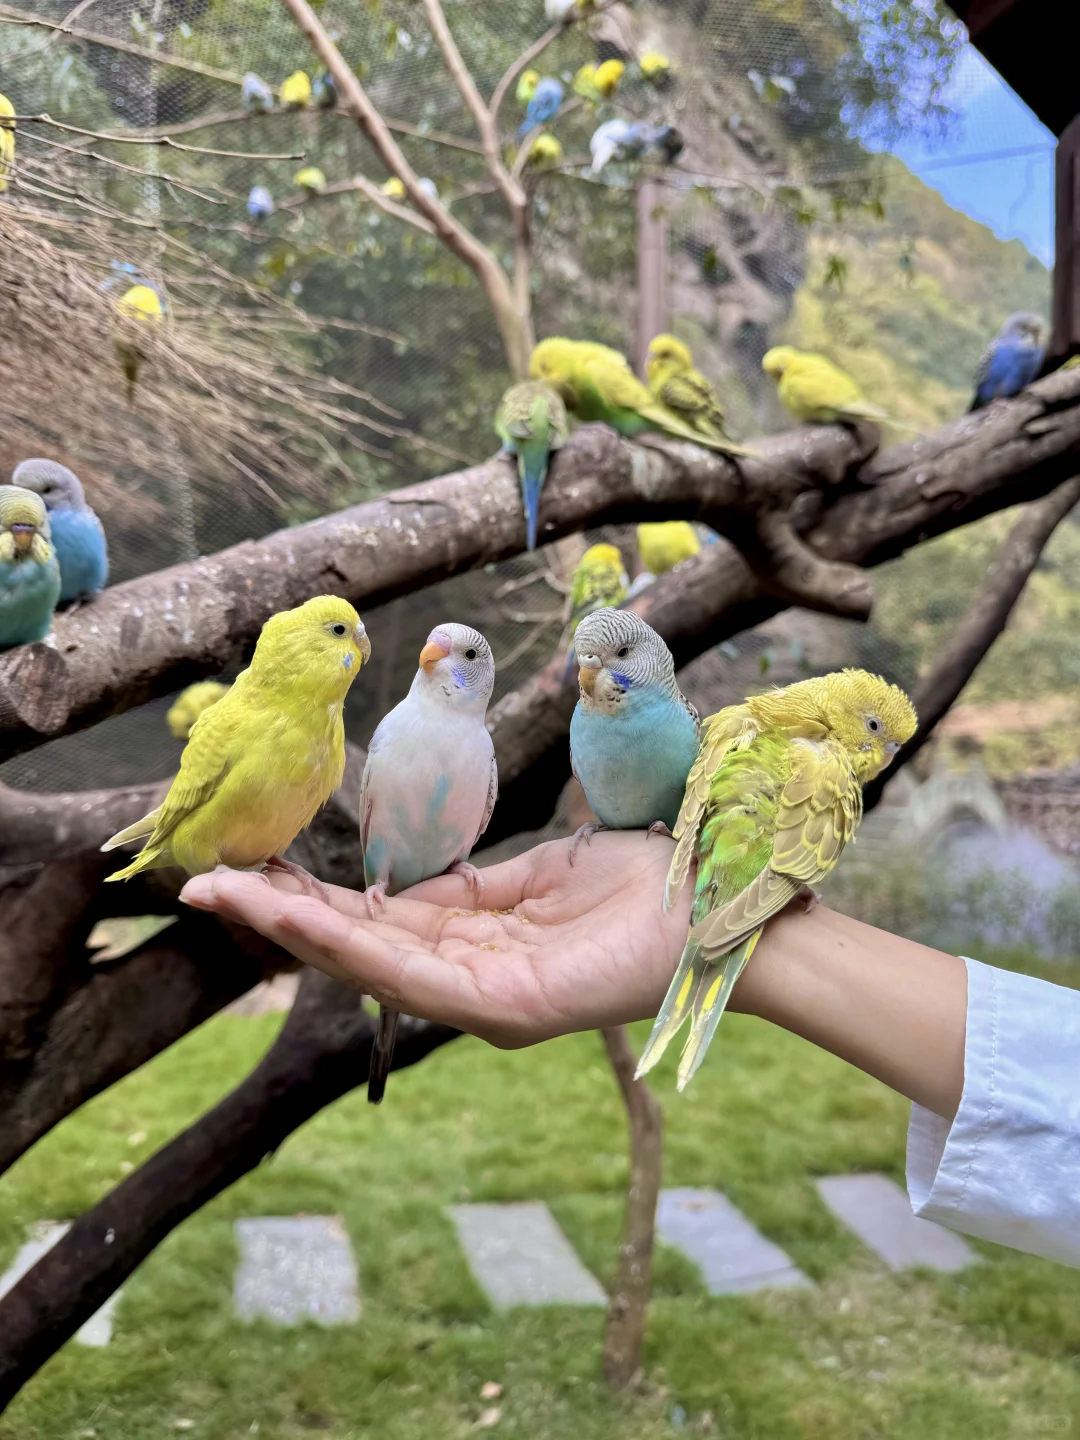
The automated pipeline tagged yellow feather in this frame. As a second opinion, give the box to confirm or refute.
[104,596,371,880]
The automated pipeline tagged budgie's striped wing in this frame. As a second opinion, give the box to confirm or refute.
[691,736,861,958]
[663,704,754,911]
[103,694,238,858]
[643,733,860,1088]
[656,371,726,434]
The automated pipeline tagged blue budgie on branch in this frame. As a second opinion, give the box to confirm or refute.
[359,624,498,1103]
[519,77,563,137]
[12,459,108,603]
[569,608,700,862]
[0,485,62,648]
[969,312,1046,411]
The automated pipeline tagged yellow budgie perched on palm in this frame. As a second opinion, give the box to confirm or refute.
[762,346,890,426]
[530,338,755,456]
[636,669,917,1090]
[104,596,370,881]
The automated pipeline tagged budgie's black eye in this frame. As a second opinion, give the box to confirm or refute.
[331,622,347,637]
[866,715,882,734]
[617,646,630,658]
[464,648,477,660]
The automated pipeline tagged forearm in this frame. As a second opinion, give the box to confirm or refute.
[729,906,968,1120]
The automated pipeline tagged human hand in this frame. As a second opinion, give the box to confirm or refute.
[180,832,692,1048]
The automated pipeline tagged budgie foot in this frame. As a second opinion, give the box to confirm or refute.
[645,821,673,840]
[263,856,333,905]
[796,884,822,914]
[567,822,608,867]
[364,881,388,921]
[446,860,485,904]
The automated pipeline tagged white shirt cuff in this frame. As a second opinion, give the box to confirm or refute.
[907,956,1080,1267]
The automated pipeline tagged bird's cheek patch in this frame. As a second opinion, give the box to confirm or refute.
[343,652,354,671]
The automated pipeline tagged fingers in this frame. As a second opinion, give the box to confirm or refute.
[406,845,543,911]
[180,870,516,1035]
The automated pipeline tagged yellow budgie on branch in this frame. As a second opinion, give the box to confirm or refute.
[0,92,15,194]
[104,596,371,882]
[762,345,891,425]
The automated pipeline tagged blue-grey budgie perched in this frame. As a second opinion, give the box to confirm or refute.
[360,622,498,1103]
[241,72,274,113]
[13,459,108,603]
[569,608,700,861]
[0,484,62,648]
[969,312,1046,411]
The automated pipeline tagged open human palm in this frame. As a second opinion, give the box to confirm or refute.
[182,831,693,1047]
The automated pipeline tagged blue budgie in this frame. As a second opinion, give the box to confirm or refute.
[569,608,700,861]
[12,459,108,603]
[241,72,274,113]
[360,623,497,1102]
[0,485,62,648]
[247,185,274,221]
[519,77,563,137]
[970,312,1046,411]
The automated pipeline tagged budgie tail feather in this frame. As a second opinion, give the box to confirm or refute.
[368,1007,399,1104]
[634,930,759,1089]
[517,437,549,551]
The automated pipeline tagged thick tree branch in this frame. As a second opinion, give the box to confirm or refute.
[8,370,1080,766]
[0,969,458,1410]
[863,473,1080,811]
[278,0,531,375]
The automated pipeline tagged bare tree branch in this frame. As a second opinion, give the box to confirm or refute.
[490,22,565,124]
[0,969,458,1410]
[863,473,1080,811]
[278,174,437,234]
[278,0,532,375]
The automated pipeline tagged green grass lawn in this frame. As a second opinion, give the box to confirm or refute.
[3,975,1080,1440]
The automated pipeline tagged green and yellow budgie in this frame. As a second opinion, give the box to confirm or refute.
[531,338,754,456]
[637,520,700,577]
[166,679,231,740]
[646,334,741,448]
[104,596,371,881]
[569,543,628,637]
[762,346,889,425]
[495,380,569,550]
[0,92,15,194]
[636,669,917,1090]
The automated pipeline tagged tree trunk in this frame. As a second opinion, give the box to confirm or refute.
[600,1025,663,1391]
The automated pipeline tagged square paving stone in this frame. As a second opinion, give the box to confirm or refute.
[447,1201,607,1308]
[817,1173,976,1272]
[656,1188,813,1295]
[0,1222,120,1345]
[234,1216,361,1325]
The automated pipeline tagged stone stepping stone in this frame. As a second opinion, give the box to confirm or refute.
[0,1223,120,1346]
[656,1188,813,1295]
[234,1216,361,1325]
[816,1173,976,1272]
[447,1201,607,1308]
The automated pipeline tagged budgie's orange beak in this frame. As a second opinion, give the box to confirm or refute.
[420,634,451,673]
[9,524,37,554]
[577,655,601,695]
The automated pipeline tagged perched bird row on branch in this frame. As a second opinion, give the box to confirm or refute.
[0,461,108,647]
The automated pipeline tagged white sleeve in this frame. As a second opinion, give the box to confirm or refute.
[906,957,1080,1267]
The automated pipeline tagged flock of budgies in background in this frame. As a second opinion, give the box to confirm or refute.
[0,460,108,647]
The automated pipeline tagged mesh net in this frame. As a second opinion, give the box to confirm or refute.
[0,0,1065,847]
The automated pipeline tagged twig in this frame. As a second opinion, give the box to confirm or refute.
[490,22,566,124]
[12,112,303,161]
